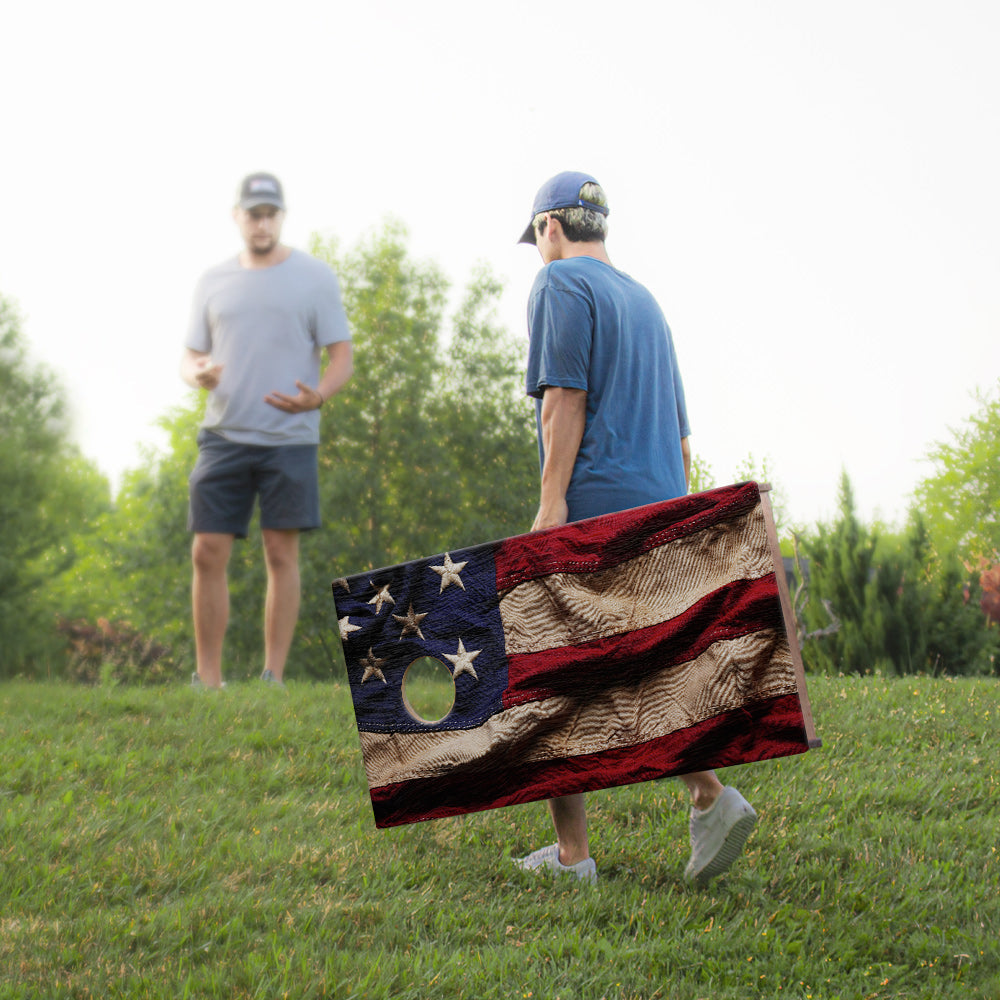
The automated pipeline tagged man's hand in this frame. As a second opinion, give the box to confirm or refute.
[531,499,569,532]
[264,380,324,413]
[192,356,223,390]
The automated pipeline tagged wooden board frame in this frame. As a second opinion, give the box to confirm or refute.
[334,482,820,827]
[758,483,820,748]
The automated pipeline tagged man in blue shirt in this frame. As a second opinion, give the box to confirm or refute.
[515,171,757,886]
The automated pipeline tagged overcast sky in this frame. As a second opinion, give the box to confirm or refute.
[2,0,997,528]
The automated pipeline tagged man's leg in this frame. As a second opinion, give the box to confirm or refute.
[515,792,597,881]
[261,528,301,682]
[192,532,235,688]
[678,770,725,809]
[544,776,726,868]
[679,770,757,885]
[548,793,590,865]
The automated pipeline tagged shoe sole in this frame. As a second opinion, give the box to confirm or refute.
[691,812,757,886]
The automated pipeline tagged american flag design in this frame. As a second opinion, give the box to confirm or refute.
[333,482,813,828]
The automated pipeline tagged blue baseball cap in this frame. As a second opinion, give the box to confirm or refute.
[518,170,610,244]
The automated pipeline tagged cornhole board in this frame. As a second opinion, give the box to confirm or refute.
[332,482,818,828]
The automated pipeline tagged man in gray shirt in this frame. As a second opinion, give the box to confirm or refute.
[181,172,353,689]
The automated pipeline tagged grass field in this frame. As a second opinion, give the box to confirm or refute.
[0,674,996,999]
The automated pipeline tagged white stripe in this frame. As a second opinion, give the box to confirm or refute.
[499,506,771,654]
[359,628,795,789]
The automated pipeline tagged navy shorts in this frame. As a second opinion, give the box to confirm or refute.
[188,429,321,538]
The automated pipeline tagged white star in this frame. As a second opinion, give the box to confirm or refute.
[392,603,428,640]
[430,553,468,593]
[444,638,481,680]
[332,578,350,592]
[339,616,361,641]
[360,648,387,684]
[368,582,395,614]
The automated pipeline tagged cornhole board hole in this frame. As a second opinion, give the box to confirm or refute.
[332,482,818,829]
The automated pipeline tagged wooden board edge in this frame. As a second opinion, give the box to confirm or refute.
[758,483,821,748]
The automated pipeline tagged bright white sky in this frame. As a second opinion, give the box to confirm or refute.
[2,0,997,528]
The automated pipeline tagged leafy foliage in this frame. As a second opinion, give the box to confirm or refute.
[974,557,1000,624]
[685,452,789,539]
[0,295,111,675]
[797,471,998,675]
[687,452,717,495]
[733,453,789,536]
[51,401,203,674]
[914,380,1000,563]
[61,223,538,682]
[298,227,538,676]
[57,617,178,685]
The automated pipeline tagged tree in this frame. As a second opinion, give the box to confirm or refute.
[798,471,998,676]
[733,453,789,536]
[687,453,717,495]
[55,401,203,666]
[297,227,538,675]
[66,223,539,681]
[0,294,111,675]
[433,262,540,542]
[685,452,790,542]
[914,381,1000,563]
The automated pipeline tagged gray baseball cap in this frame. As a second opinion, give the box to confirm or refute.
[238,172,285,210]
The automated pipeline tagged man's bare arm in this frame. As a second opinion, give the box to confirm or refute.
[264,340,354,413]
[317,340,354,402]
[533,386,587,531]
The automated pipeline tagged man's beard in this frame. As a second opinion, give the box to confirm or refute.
[250,238,276,256]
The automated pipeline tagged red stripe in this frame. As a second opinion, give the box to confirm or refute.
[494,482,761,591]
[369,692,809,828]
[502,574,783,709]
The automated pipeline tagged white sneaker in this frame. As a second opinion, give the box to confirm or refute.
[684,786,757,886]
[191,672,226,690]
[514,843,598,884]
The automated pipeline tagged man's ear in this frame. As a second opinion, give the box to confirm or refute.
[538,212,564,245]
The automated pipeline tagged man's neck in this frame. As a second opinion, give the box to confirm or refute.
[558,240,612,266]
[239,244,292,270]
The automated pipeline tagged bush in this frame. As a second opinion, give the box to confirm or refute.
[797,472,999,676]
[57,618,180,686]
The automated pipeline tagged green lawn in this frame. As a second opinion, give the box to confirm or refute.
[0,674,996,999]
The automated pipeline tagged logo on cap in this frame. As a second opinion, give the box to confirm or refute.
[238,172,285,210]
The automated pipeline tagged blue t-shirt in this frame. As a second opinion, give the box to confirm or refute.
[525,256,690,521]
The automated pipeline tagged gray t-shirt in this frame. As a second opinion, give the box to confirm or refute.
[186,249,351,445]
